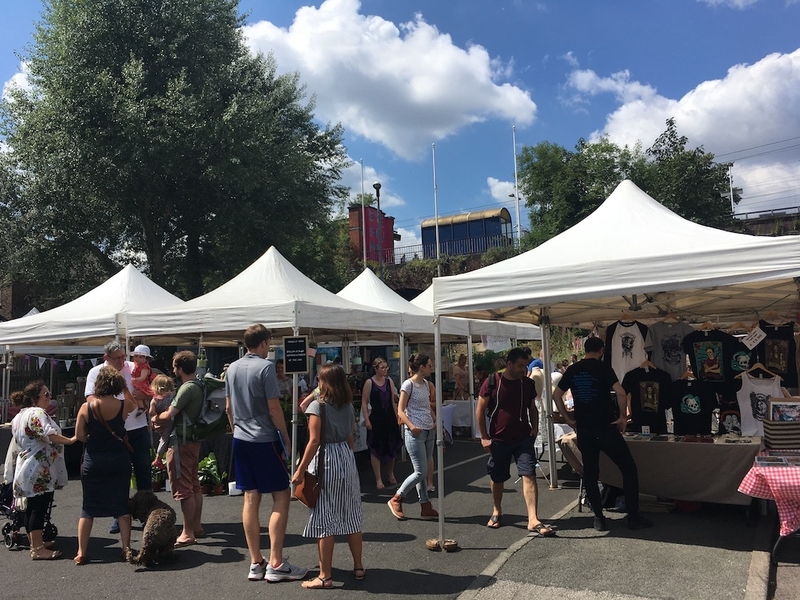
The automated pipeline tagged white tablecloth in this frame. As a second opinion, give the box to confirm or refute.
[449,400,474,428]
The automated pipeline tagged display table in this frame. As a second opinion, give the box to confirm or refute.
[739,456,800,538]
[449,399,474,428]
[599,435,762,506]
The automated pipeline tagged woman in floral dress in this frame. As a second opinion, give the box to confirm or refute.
[11,380,78,560]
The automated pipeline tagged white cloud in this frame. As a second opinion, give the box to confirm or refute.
[561,51,580,68]
[396,226,421,248]
[2,61,31,101]
[698,0,761,8]
[566,48,800,211]
[340,158,405,208]
[243,0,537,160]
[487,177,516,202]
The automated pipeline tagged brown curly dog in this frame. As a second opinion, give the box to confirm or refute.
[126,490,178,567]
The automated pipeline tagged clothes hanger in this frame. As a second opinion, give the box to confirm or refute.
[640,360,657,370]
[680,368,695,380]
[734,362,778,379]
[698,321,715,331]
[762,310,789,326]
[661,313,680,322]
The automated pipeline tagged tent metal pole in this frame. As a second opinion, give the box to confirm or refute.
[290,327,300,472]
[434,318,445,545]
[540,311,559,489]
[466,323,477,438]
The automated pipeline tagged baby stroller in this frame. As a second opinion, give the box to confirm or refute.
[1,483,58,549]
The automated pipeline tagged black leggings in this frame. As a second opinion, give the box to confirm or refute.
[24,491,54,533]
[576,426,640,517]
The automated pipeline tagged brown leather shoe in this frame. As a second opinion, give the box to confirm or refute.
[387,495,406,520]
[420,501,439,519]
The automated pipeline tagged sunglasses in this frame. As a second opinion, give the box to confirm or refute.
[41,391,51,397]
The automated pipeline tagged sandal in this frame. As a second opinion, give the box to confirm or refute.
[487,514,502,528]
[301,576,333,589]
[31,545,62,560]
[353,567,366,580]
[376,482,385,490]
[529,522,556,537]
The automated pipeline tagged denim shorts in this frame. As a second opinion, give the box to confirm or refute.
[486,436,536,482]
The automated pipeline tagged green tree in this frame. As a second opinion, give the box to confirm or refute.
[0,0,349,306]
[349,192,376,208]
[517,119,736,248]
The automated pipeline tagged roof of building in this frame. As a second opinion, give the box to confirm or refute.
[421,207,511,229]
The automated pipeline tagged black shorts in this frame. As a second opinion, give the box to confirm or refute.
[486,436,536,483]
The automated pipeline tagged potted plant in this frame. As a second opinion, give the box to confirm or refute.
[198,452,227,495]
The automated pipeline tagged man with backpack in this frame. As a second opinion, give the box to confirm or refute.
[476,348,555,536]
[153,350,205,547]
[225,324,308,583]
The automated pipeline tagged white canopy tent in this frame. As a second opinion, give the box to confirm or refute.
[0,264,184,347]
[428,180,800,540]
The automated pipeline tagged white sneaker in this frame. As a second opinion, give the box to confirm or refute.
[248,558,267,581]
[266,558,308,582]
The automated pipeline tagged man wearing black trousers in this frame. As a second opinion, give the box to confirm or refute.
[553,336,652,531]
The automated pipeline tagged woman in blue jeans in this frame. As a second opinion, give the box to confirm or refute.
[387,354,439,520]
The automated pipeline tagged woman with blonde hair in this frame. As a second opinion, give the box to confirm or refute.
[292,364,364,589]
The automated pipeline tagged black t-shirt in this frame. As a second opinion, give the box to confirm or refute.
[621,367,672,434]
[682,329,748,386]
[670,379,717,435]
[558,359,619,430]
[756,320,797,388]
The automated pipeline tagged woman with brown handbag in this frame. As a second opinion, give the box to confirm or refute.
[291,364,364,589]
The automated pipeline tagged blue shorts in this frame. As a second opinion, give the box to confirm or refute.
[233,438,290,494]
[487,436,536,482]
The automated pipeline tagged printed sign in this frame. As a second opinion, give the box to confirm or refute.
[283,336,308,373]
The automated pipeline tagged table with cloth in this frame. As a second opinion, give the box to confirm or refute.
[598,435,761,506]
[738,454,800,562]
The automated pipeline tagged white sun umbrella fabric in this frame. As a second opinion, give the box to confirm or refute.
[0,264,184,346]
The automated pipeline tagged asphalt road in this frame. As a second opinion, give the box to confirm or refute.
[1,437,782,600]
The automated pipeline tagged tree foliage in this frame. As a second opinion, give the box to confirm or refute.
[0,0,350,307]
[517,118,737,248]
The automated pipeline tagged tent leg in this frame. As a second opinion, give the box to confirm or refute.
[434,320,445,546]
[541,311,559,489]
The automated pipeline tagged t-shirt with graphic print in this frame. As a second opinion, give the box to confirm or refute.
[647,321,695,382]
[682,329,742,386]
[621,367,672,434]
[605,321,650,383]
[736,372,783,437]
[670,379,717,435]
[558,359,619,431]
[755,320,797,388]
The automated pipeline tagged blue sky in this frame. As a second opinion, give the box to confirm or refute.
[3,0,800,250]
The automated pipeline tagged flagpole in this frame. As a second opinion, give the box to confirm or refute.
[432,143,441,277]
[360,159,367,268]
[512,126,521,247]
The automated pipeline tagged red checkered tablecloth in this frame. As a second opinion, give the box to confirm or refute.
[739,459,800,537]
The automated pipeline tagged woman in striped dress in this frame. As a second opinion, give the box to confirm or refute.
[292,364,364,589]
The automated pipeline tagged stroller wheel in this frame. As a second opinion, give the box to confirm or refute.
[2,522,15,549]
[43,522,58,542]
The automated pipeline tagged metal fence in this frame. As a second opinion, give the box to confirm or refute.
[378,233,517,264]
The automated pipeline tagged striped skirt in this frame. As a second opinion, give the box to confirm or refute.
[303,441,363,538]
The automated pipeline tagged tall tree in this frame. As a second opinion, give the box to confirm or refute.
[0,0,350,306]
[517,119,736,248]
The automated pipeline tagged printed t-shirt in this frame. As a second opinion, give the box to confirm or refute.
[736,373,784,437]
[621,367,672,434]
[755,320,797,388]
[647,321,695,381]
[670,379,717,435]
[557,359,619,430]
[605,321,650,383]
[682,329,745,386]
[479,374,536,443]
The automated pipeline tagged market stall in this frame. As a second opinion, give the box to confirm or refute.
[427,179,800,544]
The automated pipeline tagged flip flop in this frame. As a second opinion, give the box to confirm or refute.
[174,539,197,548]
[487,514,502,528]
[528,522,556,537]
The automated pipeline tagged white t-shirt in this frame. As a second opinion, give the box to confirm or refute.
[608,322,650,383]
[737,373,783,437]
[85,360,146,431]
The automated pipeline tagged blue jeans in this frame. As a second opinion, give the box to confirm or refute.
[397,428,435,503]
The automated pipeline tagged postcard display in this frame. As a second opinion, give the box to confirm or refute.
[603,319,799,440]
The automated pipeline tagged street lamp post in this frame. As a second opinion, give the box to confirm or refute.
[373,182,382,270]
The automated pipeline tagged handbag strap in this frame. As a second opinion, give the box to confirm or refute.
[91,399,134,453]
[317,401,326,488]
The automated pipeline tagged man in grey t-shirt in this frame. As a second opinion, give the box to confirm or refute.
[225,324,307,583]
